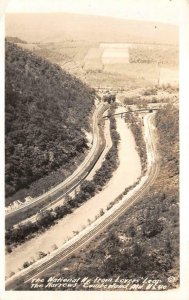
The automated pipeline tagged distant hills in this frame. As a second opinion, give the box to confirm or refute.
[5,41,95,201]
[6,13,178,45]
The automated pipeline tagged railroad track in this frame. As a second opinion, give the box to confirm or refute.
[6,103,108,225]
[6,113,159,290]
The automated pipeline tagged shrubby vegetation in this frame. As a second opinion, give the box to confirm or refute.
[125,113,147,172]
[129,46,178,66]
[6,36,27,44]
[5,109,120,248]
[156,104,179,177]
[103,93,116,104]
[32,103,179,291]
[5,41,96,204]
[123,85,179,106]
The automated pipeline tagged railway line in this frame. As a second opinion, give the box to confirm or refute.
[6,113,159,290]
[6,102,108,226]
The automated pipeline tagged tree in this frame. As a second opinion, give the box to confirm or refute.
[99,209,104,216]
[80,181,95,196]
[23,261,30,268]
[36,209,55,227]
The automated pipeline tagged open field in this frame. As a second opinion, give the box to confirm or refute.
[129,44,179,65]
[84,47,103,70]
[159,67,179,85]
[6,12,179,89]
[23,41,178,89]
[102,47,129,64]
[7,12,178,89]
[104,62,159,77]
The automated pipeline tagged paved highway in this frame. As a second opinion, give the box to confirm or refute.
[6,112,159,290]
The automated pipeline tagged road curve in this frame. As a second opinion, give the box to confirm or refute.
[6,102,107,223]
[5,112,159,290]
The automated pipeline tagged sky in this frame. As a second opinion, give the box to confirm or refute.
[3,0,180,24]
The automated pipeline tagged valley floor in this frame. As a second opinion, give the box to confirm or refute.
[6,108,141,277]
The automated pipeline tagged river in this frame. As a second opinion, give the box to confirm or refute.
[6,107,141,277]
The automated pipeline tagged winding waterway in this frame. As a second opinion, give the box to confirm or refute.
[6,108,141,277]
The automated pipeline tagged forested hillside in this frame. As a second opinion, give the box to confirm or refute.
[33,104,179,291]
[5,41,95,202]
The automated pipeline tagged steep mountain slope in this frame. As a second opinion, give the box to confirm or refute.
[5,41,95,203]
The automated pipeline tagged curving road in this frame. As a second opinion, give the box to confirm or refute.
[5,112,159,290]
[15,118,112,226]
[6,102,107,223]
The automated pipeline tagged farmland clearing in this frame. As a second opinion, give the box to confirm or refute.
[16,40,178,89]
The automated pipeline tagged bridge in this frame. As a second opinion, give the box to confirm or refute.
[103,108,159,119]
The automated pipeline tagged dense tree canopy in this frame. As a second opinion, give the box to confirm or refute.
[5,112,120,247]
[5,41,96,200]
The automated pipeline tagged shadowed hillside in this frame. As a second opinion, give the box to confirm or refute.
[5,41,95,203]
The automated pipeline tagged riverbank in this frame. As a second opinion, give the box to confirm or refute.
[6,109,141,277]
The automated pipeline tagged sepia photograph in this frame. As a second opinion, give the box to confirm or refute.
[1,0,186,297]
